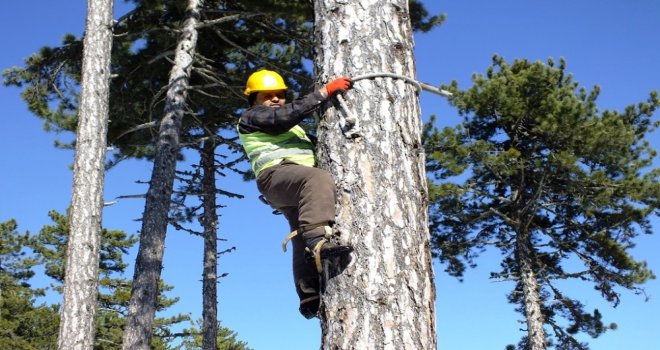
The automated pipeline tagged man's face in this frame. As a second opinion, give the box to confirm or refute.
[255,90,286,108]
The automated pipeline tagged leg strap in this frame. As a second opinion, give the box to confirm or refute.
[311,239,326,273]
[299,295,321,319]
[281,230,299,252]
[300,295,320,305]
[281,222,331,252]
[309,226,333,272]
[297,279,318,294]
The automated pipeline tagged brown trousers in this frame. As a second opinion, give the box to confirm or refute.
[256,161,336,298]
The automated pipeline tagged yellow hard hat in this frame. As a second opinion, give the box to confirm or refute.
[244,69,288,95]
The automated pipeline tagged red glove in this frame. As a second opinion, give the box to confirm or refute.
[325,77,353,96]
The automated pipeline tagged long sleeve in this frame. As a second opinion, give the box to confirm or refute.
[239,90,326,135]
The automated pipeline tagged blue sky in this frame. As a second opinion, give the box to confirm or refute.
[1,1,659,349]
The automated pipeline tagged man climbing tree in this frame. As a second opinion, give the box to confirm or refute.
[237,69,355,319]
[312,0,439,348]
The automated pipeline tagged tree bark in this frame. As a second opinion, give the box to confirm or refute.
[122,1,202,349]
[516,230,546,350]
[57,0,113,349]
[313,1,437,348]
[201,140,218,350]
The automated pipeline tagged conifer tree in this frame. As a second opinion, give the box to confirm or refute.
[312,0,443,348]
[177,319,252,350]
[0,220,59,350]
[425,56,659,349]
[121,1,204,347]
[58,1,114,348]
[30,210,188,349]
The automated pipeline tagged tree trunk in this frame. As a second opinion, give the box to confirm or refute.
[201,140,218,350]
[313,1,437,348]
[516,230,546,350]
[122,1,202,349]
[57,0,113,349]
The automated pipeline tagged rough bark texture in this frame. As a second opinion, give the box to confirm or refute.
[313,1,437,349]
[516,231,546,350]
[201,140,218,350]
[57,1,113,349]
[122,1,201,349]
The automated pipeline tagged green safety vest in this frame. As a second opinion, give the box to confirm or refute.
[238,125,316,177]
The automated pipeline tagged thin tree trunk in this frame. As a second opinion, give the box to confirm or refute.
[516,230,546,350]
[57,0,113,349]
[201,140,218,350]
[313,1,437,348]
[122,1,202,349]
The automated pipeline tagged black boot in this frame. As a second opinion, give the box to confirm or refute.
[303,226,353,272]
[292,235,322,319]
[306,237,354,259]
[297,278,320,319]
[299,295,320,319]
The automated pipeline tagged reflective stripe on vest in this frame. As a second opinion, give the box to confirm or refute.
[238,125,315,177]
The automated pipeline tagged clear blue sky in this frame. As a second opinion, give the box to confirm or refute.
[1,1,658,349]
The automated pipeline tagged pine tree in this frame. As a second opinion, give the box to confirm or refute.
[30,210,188,349]
[122,1,204,347]
[312,0,442,347]
[168,139,243,350]
[58,1,114,348]
[425,56,659,349]
[0,220,59,350]
[177,319,252,350]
